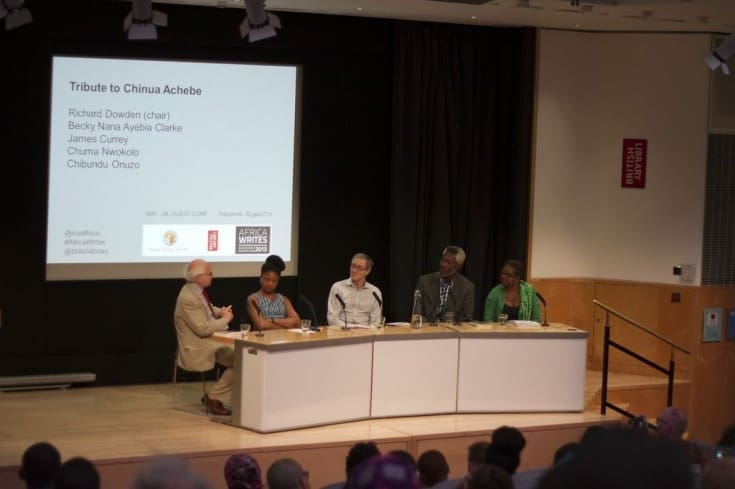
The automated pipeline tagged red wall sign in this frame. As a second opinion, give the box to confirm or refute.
[621,138,647,188]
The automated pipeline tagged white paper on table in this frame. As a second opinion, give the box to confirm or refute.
[507,320,542,328]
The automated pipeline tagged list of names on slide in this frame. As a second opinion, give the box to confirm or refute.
[66,106,181,170]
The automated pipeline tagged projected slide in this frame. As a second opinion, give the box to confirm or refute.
[47,56,300,280]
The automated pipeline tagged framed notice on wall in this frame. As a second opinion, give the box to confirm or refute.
[703,307,723,342]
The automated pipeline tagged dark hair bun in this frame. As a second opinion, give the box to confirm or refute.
[265,255,285,273]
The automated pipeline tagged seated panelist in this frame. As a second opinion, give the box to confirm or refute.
[483,259,541,322]
[327,253,383,326]
[246,255,300,331]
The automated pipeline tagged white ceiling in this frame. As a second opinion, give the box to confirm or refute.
[152,0,735,33]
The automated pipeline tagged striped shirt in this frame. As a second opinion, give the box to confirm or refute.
[327,278,383,326]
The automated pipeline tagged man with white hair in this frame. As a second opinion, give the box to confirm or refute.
[415,245,475,322]
[174,259,234,416]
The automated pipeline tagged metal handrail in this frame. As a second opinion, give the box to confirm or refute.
[592,300,690,355]
[593,299,690,420]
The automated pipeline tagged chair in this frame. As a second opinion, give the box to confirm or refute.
[172,339,220,415]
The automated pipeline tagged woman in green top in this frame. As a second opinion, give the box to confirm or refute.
[483,259,541,322]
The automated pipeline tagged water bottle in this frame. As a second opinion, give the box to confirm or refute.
[411,290,423,329]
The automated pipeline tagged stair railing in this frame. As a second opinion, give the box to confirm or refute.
[593,299,690,429]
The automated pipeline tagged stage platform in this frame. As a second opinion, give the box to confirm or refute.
[0,372,629,489]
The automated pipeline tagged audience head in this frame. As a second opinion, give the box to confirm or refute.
[717,422,735,448]
[700,456,735,489]
[267,458,309,489]
[186,259,214,287]
[657,407,688,441]
[467,441,490,474]
[131,455,211,489]
[260,255,286,293]
[386,450,417,471]
[536,426,692,489]
[19,441,61,489]
[580,425,606,446]
[224,453,263,489]
[552,442,579,467]
[484,426,525,475]
[345,453,420,489]
[55,457,100,489]
[346,442,381,477]
[439,245,466,278]
[466,464,513,489]
[417,449,449,487]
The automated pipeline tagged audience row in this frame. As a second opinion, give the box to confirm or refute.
[18,410,735,489]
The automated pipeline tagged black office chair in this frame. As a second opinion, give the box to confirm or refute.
[172,338,219,415]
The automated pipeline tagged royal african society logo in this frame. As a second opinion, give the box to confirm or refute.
[163,230,178,246]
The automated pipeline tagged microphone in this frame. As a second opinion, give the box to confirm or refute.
[299,294,319,330]
[536,291,549,326]
[335,293,348,330]
[372,291,384,326]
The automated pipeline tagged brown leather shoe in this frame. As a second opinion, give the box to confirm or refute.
[201,394,231,416]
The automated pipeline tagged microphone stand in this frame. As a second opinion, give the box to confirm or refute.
[299,294,320,331]
[536,292,549,327]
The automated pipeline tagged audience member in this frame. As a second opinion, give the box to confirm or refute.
[131,455,212,489]
[345,453,420,489]
[18,441,61,489]
[322,441,381,489]
[536,426,692,489]
[387,450,418,471]
[225,453,263,489]
[483,259,541,323]
[247,255,300,331]
[485,426,525,475]
[174,258,235,416]
[417,449,450,488]
[55,457,100,489]
[415,246,475,322]
[327,253,383,326]
[466,442,489,475]
[552,442,579,467]
[579,425,606,446]
[465,464,513,489]
[267,458,310,489]
[716,422,735,449]
[656,406,703,465]
[700,456,735,489]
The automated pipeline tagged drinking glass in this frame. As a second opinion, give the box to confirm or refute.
[239,323,251,338]
[444,312,455,326]
[301,319,311,333]
[376,316,386,328]
[498,314,508,325]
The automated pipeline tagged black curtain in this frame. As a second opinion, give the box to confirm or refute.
[388,22,536,320]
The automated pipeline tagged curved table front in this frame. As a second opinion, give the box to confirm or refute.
[213,323,587,432]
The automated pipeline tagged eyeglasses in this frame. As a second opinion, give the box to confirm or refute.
[350,263,368,271]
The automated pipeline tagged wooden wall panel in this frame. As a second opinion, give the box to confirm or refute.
[531,277,735,444]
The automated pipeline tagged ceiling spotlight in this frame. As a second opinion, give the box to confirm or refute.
[240,0,281,43]
[705,33,735,76]
[123,0,167,41]
[0,0,32,31]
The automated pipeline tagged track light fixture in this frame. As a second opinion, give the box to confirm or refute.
[240,0,281,43]
[705,33,735,76]
[0,0,32,30]
[123,0,167,40]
